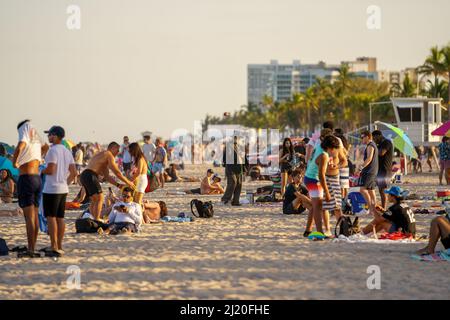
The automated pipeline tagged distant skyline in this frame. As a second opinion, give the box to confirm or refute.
[1,0,449,144]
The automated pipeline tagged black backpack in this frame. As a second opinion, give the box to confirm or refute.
[190,199,214,218]
[0,238,9,256]
[335,216,360,237]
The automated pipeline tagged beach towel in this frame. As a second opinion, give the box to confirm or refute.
[161,216,194,223]
[411,249,450,262]
[332,233,417,244]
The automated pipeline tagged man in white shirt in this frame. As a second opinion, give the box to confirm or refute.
[12,120,45,258]
[105,187,143,235]
[142,134,156,163]
[41,126,77,257]
[121,136,132,176]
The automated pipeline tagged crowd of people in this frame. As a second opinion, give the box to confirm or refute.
[2,118,450,258]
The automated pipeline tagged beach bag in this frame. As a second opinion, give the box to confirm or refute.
[0,238,8,256]
[335,216,360,237]
[190,199,214,218]
[145,172,160,193]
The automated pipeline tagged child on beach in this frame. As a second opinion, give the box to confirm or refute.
[282,167,311,215]
[361,186,416,236]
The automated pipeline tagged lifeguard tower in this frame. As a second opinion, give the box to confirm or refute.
[391,97,445,146]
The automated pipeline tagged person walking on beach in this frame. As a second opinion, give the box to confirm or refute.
[12,120,44,257]
[79,142,135,220]
[41,126,77,257]
[372,130,393,210]
[356,131,378,215]
[151,138,168,189]
[121,136,132,177]
[221,135,248,206]
[128,142,148,205]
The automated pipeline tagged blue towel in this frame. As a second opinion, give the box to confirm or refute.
[161,216,194,223]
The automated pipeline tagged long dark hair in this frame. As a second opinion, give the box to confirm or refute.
[129,143,145,167]
[158,201,168,217]
[0,169,13,183]
[281,138,294,156]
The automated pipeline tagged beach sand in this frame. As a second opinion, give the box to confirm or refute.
[0,164,449,300]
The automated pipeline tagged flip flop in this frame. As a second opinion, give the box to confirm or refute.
[44,250,62,258]
[10,245,27,253]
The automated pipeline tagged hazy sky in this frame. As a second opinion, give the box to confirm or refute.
[1,0,449,145]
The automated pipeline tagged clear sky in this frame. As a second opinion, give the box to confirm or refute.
[1,0,449,145]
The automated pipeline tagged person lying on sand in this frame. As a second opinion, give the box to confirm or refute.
[164,163,200,183]
[416,214,450,255]
[102,187,142,235]
[142,200,168,223]
[361,186,416,237]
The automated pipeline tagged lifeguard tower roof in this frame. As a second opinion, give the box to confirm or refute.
[391,97,445,146]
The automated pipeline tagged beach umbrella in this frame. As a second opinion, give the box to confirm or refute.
[0,156,19,180]
[62,139,75,151]
[0,142,14,155]
[375,121,418,159]
[431,120,450,137]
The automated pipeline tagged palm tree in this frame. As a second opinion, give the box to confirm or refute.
[335,63,353,124]
[418,46,445,98]
[391,73,416,97]
[441,44,450,107]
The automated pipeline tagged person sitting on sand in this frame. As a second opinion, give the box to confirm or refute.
[282,168,311,215]
[185,169,224,195]
[361,186,416,236]
[79,142,135,220]
[0,169,15,203]
[416,214,450,255]
[142,200,168,223]
[103,187,142,235]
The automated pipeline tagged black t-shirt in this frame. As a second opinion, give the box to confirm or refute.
[382,202,416,235]
[378,138,393,175]
[283,183,308,211]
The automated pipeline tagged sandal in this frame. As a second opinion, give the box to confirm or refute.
[44,250,63,258]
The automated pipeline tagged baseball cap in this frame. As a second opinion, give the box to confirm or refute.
[207,169,214,174]
[384,186,403,197]
[44,126,65,139]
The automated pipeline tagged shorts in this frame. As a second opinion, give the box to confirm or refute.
[304,176,323,198]
[376,174,390,189]
[280,163,292,174]
[358,173,377,190]
[283,202,306,215]
[80,169,103,197]
[323,175,342,211]
[76,164,83,172]
[109,222,138,234]
[190,188,201,194]
[152,162,165,174]
[441,236,450,249]
[388,223,398,233]
[17,174,42,208]
[123,162,132,172]
[339,167,350,189]
[43,193,67,218]
[136,174,148,193]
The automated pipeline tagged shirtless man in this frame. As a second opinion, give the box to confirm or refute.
[12,120,48,257]
[79,142,135,220]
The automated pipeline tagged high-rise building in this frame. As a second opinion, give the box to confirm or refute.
[248,57,378,104]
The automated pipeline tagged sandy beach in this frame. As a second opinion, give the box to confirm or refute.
[0,164,449,300]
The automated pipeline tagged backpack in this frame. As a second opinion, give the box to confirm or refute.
[190,199,214,218]
[0,238,9,256]
[335,216,360,237]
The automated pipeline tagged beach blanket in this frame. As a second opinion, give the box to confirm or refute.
[411,249,450,262]
[332,233,417,244]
